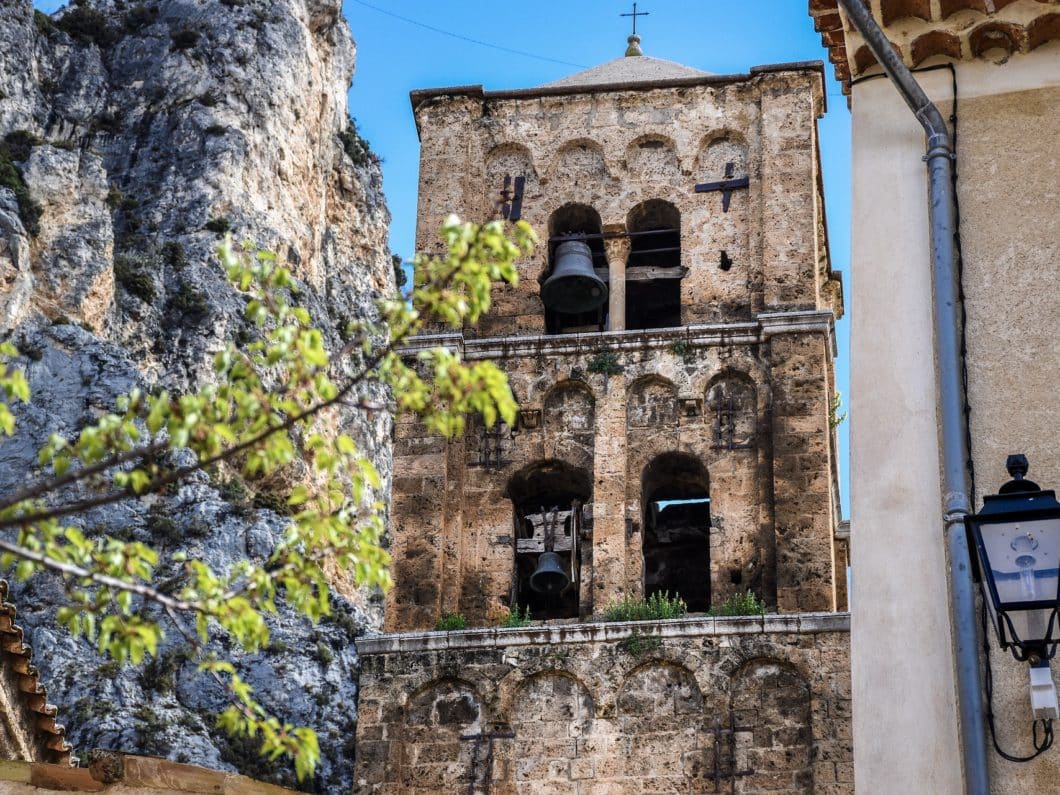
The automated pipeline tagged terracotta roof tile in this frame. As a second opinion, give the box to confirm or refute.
[0,580,72,766]
[808,0,1060,96]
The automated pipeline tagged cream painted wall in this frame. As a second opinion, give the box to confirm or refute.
[849,44,1060,794]
[849,67,964,795]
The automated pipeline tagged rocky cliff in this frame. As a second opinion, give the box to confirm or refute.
[0,0,392,789]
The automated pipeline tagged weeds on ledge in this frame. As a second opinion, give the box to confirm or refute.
[435,612,468,631]
[602,592,687,622]
[501,605,532,628]
[708,590,766,617]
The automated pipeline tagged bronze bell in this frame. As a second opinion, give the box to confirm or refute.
[541,240,608,315]
[529,551,570,595]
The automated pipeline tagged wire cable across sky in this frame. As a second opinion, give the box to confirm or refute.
[348,0,589,69]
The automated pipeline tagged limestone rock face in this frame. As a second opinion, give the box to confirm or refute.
[0,0,392,789]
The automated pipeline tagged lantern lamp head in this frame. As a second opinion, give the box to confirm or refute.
[966,455,1060,663]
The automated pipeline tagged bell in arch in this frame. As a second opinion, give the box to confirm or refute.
[529,551,570,595]
[541,240,608,315]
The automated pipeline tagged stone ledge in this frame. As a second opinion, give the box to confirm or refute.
[355,611,850,656]
[400,311,837,360]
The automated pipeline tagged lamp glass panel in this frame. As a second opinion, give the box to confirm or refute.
[1007,607,1056,649]
[980,517,1060,625]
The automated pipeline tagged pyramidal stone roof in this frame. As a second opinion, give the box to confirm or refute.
[540,35,710,89]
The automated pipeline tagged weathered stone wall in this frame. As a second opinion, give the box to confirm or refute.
[388,319,841,630]
[390,63,845,633]
[410,66,843,336]
[354,614,852,794]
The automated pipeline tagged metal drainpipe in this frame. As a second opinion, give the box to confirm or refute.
[835,1,989,793]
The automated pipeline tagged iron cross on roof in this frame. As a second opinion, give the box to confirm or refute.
[621,2,649,35]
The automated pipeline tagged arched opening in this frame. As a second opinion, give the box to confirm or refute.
[641,452,710,611]
[543,204,607,335]
[626,200,682,330]
[506,460,592,620]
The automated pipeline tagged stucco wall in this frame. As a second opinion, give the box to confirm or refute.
[848,44,1060,794]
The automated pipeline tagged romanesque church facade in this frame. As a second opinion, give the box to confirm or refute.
[355,39,853,794]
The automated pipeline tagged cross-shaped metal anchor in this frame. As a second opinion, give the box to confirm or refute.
[694,161,749,212]
[498,175,525,221]
[703,709,753,793]
[460,729,515,795]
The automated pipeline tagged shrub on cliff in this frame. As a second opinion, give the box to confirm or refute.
[0,217,535,779]
[55,6,118,48]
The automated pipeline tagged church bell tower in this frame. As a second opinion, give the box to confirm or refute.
[355,33,853,794]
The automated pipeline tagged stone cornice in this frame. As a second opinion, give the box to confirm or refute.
[409,61,825,108]
[356,612,851,656]
[400,311,837,360]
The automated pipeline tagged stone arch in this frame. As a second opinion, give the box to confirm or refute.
[485,142,536,218]
[543,203,607,334]
[706,371,757,450]
[618,660,705,721]
[543,380,595,471]
[493,662,609,723]
[1027,13,1060,52]
[625,199,682,330]
[400,678,485,790]
[506,459,592,508]
[549,138,609,186]
[625,133,680,181]
[618,661,707,786]
[969,21,1025,58]
[911,30,963,67]
[548,202,602,240]
[627,375,679,429]
[510,670,595,739]
[485,142,536,180]
[641,452,711,611]
[696,132,748,183]
[730,659,813,794]
[506,460,591,620]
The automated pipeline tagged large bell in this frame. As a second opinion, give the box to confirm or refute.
[541,240,608,315]
[529,551,570,595]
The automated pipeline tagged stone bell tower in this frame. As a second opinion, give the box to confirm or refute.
[355,37,853,795]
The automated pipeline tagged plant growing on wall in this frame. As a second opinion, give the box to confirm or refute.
[708,590,767,617]
[587,351,624,376]
[0,216,535,779]
[501,604,532,628]
[616,629,662,656]
[435,612,468,631]
[602,591,688,622]
[829,390,847,429]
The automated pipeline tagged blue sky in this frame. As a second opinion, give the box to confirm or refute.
[33,1,852,515]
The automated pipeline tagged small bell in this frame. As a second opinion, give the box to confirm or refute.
[529,551,570,595]
[541,240,608,315]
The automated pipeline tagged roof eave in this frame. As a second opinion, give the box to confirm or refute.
[409,61,826,119]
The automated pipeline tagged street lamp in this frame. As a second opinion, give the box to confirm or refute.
[966,454,1060,719]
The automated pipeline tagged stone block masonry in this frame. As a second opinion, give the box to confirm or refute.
[376,50,851,795]
[354,614,852,794]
